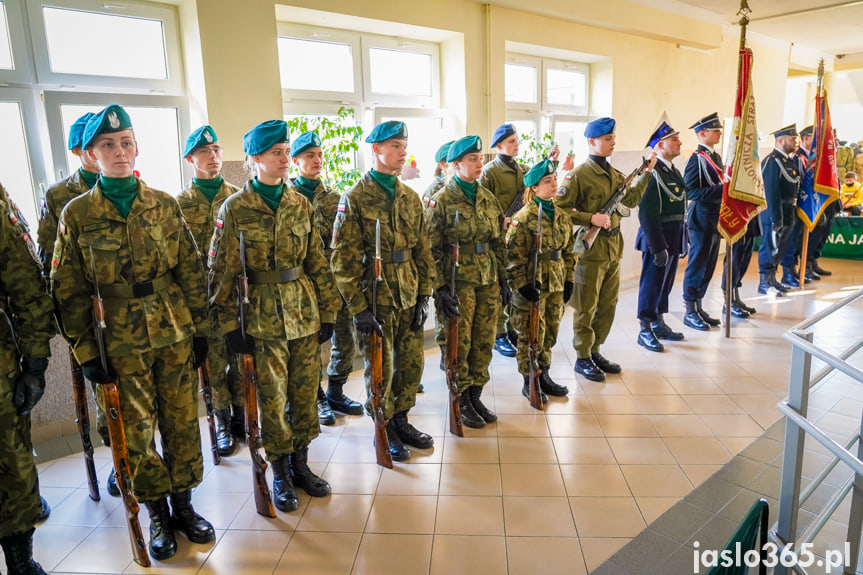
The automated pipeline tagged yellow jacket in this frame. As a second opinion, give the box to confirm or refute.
[842,182,863,209]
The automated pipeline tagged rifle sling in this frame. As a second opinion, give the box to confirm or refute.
[99,273,174,299]
[598,227,621,237]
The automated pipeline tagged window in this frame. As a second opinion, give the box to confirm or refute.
[545,67,587,109]
[0,3,12,70]
[278,37,355,94]
[504,63,537,105]
[368,47,432,97]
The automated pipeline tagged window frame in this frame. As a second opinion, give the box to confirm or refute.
[542,58,590,115]
[504,54,541,111]
[25,0,184,93]
[361,35,439,108]
[0,0,36,83]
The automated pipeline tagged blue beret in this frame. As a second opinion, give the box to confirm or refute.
[647,121,679,149]
[772,124,798,138]
[524,159,555,187]
[584,117,616,138]
[82,104,133,149]
[689,113,722,133]
[800,125,814,137]
[183,125,218,157]
[490,124,516,148]
[68,113,95,150]
[366,121,407,143]
[291,131,322,157]
[447,135,483,162]
[243,120,289,156]
[435,141,454,163]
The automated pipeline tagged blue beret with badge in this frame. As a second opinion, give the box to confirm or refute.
[799,125,814,137]
[365,120,408,143]
[435,141,454,163]
[82,104,133,149]
[772,124,798,138]
[524,158,555,187]
[647,121,679,149]
[584,117,616,138]
[290,131,322,157]
[183,125,218,158]
[447,135,483,162]
[243,120,289,156]
[689,113,722,133]
[68,113,95,150]
[490,123,516,148]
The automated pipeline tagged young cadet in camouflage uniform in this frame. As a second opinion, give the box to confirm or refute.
[0,182,53,575]
[51,105,214,561]
[556,117,655,382]
[330,120,435,462]
[425,135,508,429]
[178,125,243,456]
[208,120,340,512]
[289,131,363,426]
[507,160,574,403]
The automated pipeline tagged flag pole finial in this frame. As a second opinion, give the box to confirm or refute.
[817,58,825,96]
[737,0,751,50]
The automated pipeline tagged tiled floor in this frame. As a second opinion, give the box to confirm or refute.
[17,258,863,574]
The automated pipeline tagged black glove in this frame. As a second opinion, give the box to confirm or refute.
[13,357,49,416]
[435,285,460,320]
[410,296,429,332]
[518,283,541,302]
[192,336,209,369]
[354,309,383,337]
[653,249,669,267]
[563,281,574,303]
[318,323,334,344]
[81,357,116,385]
[499,278,512,307]
[225,329,254,355]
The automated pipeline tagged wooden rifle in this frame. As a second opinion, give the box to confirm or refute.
[446,210,463,437]
[238,232,275,517]
[370,220,393,468]
[70,354,100,501]
[198,359,220,465]
[527,205,543,411]
[89,247,149,567]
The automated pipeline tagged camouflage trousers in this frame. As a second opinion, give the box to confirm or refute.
[357,305,423,420]
[326,304,356,382]
[572,256,620,357]
[91,378,109,445]
[448,282,500,392]
[511,290,565,376]
[111,337,203,502]
[207,327,242,410]
[253,334,320,461]
[0,354,41,538]
[496,301,514,336]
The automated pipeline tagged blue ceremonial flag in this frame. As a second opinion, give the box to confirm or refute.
[797,92,840,231]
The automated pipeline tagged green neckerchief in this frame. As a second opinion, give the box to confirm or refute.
[370,169,396,203]
[100,176,138,218]
[294,176,319,202]
[251,178,283,212]
[454,175,478,204]
[193,175,223,203]
[533,196,555,221]
[78,168,99,189]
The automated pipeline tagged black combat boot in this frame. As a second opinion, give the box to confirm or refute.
[458,391,486,428]
[757,273,771,295]
[107,467,120,497]
[468,385,497,423]
[271,455,299,512]
[0,529,47,575]
[722,293,750,319]
[144,498,177,560]
[769,273,789,292]
[392,411,434,449]
[734,288,756,315]
[651,314,684,341]
[316,386,336,426]
[812,260,831,276]
[782,266,801,288]
[521,374,548,403]
[386,419,411,461]
[230,404,245,440]
[214,408,237,456]
[574,357,605,382]
[170,491,215,544]
[290,447,331,497]
[591,352,621,374]
[36,496,50,523]
[637,320,664,352]
[539,368,569,395]
[696,299,721,327]
[804,266,820,281]
[683,299,710,331]
[326,378,364,415]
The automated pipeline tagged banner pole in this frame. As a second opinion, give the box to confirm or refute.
[800,60,824,289]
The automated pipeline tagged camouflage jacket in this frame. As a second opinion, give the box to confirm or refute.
[177,178,240,263]
[424,177,506,289]
[330,172,433,316]
[480,155,529,216]
[37,169,94,272]
[0,183,54,366]
[506,200,576,293]
[421,174,448,206]
[290,178,340,262]
[51,180,209,364]
[208,182,340,341]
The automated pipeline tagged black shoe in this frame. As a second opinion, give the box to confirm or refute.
[781,269,800,288]
[539,369,569,396]
[214,408,237,456]
[170,491,215,544]
[272,455,299,512]
[637,325,665,353]
[37,496,51,523]
[392,411,434,449]
[574,358,605,382]
[230,404,246,440]
[723,302,750,319]
[522,375,548,403]
[290,447,331,497]
[493,334,516,357]
[386,419,411,461]
[804,268,819,281]
[651,319,684,341]
[0,529,47,575]
[812,263,831,276]
[107,468,120,497]
[734,288,756,315]
[326,379,364,416]
[696,300,720,327]
[317,387,336,426]
[144,498,177,560]
[468,386,497,423]
[591,352,621,374]
[683,300,710,331]
[769,274,790,292]
[458,392,486,428]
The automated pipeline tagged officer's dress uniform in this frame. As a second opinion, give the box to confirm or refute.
[779,147,811,286]
[758,147,800,292]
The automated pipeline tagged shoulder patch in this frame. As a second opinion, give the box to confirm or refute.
[511,219,519,227]
[59,221,66,235]
[215,217,224,229]
[21,232,40,265]
[428,199,436,208]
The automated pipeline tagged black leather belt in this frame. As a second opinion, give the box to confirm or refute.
[381,250,412,263]
[661,214,685,222]
[598,227,620,237]
[248,267,304,284]
[538,250,562,261]
[459,242,489,254]
[99,274,173,299]
[782,198,797,205]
